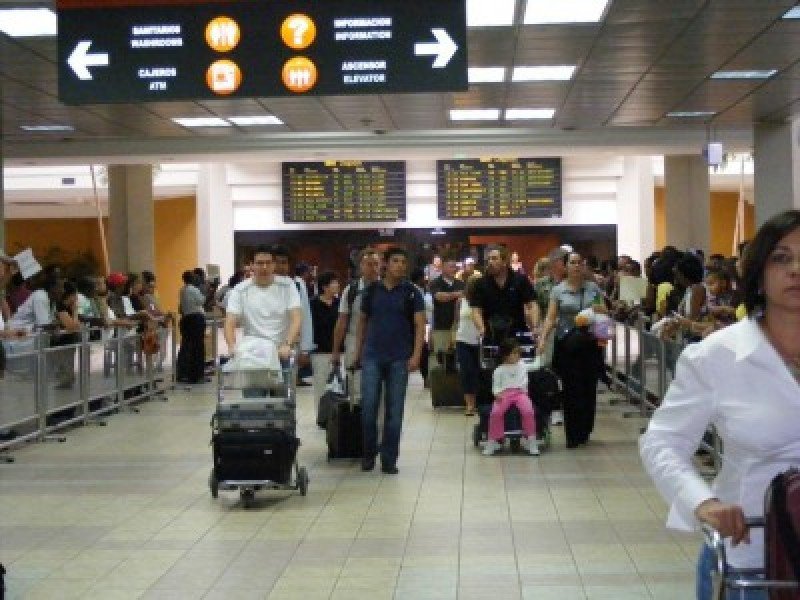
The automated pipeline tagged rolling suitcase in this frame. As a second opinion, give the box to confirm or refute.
[430,350,462,408]
[326,400,363,460]
[528,367,561,440]
[212,427,298,485]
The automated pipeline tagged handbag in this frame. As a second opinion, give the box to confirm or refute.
[141,324,159,356]
[765,468,800,599]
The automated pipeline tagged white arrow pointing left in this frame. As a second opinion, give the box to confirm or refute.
[414,28,458,69]
[68,40,109,81]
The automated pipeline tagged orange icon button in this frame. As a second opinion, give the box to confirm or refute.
[206,59,242,95]
[205,16,240,52]
[280,14,316,50]
[282,57,317,93]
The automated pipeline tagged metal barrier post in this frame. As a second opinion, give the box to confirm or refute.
[623,324,632,402]
[36,333,66,443]
[171,320,178,387]
[623,321,643,418]
[656,336,667,406]
[638,321,648,419]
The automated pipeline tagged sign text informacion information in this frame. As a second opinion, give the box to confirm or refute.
[437,158,563,219]
[282,161,406,224]
[57,0,467,104]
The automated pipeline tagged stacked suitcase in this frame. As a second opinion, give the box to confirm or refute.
[210,374,309,506]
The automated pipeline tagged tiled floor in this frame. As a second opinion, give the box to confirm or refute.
[0,375,698,599]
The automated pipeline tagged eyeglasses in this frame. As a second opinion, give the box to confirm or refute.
[768,251,800,269]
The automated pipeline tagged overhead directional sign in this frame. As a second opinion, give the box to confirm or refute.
[57,0,468,105]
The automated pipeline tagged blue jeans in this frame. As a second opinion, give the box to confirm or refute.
[696,544,767,600]
[361,358,409,468]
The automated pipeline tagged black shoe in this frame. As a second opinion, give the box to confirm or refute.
[361,458,375,471]
[296,380,312,387]
[566,441,580,449]
[381,464,399,475]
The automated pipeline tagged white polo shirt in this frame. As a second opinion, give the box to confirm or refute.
[226,276,301,343]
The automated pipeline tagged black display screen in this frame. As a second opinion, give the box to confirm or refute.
[282,161,406,223]
[437,158,563,219]
[58,0,468,104]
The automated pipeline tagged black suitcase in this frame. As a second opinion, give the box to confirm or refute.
[317,390,347,429]
[212,428,297,485]
[430,366,462,407]
[528,367,561,438]
[327,400,363,460]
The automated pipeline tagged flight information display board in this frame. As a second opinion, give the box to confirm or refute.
[437,158,563,219]
[57,0,467,104]
[282,161,406,223]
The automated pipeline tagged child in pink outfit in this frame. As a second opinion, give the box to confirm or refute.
[483,338,539,456]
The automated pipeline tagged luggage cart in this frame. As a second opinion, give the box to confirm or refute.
[703,517,799,598]
[473,331,551,452]
[209,355,309,507]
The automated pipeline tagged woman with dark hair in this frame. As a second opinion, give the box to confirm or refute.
[176,269,207,384]
[310,270,340,406]
[641,210,800,600]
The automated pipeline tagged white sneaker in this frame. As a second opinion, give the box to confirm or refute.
[482,440,502,456]
[550,410,564,426]
[524,437,540,456]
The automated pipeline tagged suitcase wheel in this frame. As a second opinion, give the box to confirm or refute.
[509,437,521,453]
[472,424,482,448]
[297,466,309,497]
[240,488,255,508]
[209,469,218,499]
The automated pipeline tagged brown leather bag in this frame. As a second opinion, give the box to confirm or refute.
[141,325,159,356]
[765,468,800,599]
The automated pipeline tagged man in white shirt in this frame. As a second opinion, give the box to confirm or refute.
[224,246,302,362]
[330,248,382,401]
[271,245,313,385]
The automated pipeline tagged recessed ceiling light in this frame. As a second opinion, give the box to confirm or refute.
[468,67,506,83]
[228,116,284,126]
[172,117,231,127]
[784,6,800,19]
[665,111,716,118]
[524,0,610,24]
[20,124,75,132]
[467,0,516,26]
[505,108,555,119]
[449,109,501,121]
[711,69,777,80]
[0,8,56,37]
[512,65,576,81]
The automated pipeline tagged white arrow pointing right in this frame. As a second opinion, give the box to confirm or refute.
[414,28,458,69]
[68,40,109,81]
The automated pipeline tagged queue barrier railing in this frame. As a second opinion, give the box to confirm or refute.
[0,317,230,463]
[604,315,723,476]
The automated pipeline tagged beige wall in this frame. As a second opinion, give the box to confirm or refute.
[3,196,198,315]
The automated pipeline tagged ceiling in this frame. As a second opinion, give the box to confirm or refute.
[2,0,800,164]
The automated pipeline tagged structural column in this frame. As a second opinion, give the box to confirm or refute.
[754,120,800,226]
[617,156,655,262]
[108,164,154,273]
[196,163,234,281]
[664,155,710,253]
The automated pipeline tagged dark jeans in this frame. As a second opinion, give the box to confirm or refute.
[361,358,409,468]
[696,544,766,600]
[455,341,480,394]
[177,313,206,383]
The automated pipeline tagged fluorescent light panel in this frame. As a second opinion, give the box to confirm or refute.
[666,111,716,118]
[711,69,777,79]
[524,0,610,24]
[783,6,800,19]
[0,8,56,37]
[172,117,231,127]
[468,67,506,83]
[20,124,74,132]
[505,108,555,119]
[512,65,576,81]
[228,116,284,126]
[449,109,500,121]
[467,0,516,26]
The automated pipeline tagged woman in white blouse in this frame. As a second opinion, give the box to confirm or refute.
[640,209,800,600]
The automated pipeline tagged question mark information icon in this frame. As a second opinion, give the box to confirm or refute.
[280,14,316,50]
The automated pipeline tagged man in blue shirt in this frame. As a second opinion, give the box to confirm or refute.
[354,247,425,474]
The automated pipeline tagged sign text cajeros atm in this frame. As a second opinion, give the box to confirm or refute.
[57,0,467,104]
